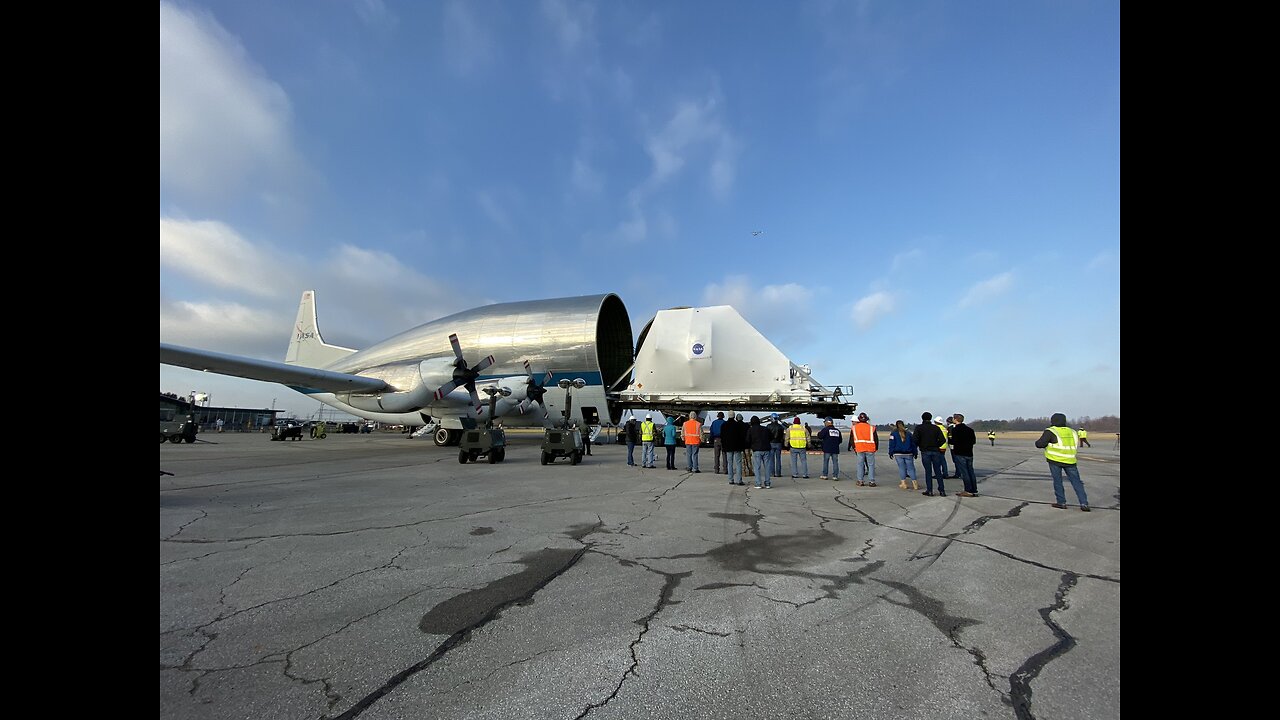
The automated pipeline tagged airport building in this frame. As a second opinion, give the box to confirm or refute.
[160,393,280,431]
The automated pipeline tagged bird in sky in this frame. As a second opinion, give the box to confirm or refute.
[751,230,764,236]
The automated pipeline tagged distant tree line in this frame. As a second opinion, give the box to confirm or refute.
[876,415,1120,433]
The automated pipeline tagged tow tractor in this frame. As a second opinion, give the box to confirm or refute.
[458,386,508,464]
[541,378,587,465]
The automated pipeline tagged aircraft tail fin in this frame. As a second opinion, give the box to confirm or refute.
[285,290,357,368]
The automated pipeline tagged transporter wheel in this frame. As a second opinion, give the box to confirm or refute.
[541,452,550,465]
[570,451,580,465]
[184,436,196,444]
[169,436,182,444]
[458,450,468,464]
[495,448,505,462]
[160,434,166,444]
[488,451,498,464]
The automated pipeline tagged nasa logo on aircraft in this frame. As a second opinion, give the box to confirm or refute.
[296,324,316,341]
[692,343,704,356]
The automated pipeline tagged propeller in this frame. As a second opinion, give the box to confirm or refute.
[519,360,554,418]
[432,333,496,411]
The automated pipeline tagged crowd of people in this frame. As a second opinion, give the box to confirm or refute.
[617,410,1093,510]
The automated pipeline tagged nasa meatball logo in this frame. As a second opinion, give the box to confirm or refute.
[692,343,704,355]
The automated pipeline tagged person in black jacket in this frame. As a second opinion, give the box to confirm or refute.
[721,413,747,485]
[949,413,978,496]
[748,416,774,488]
[913,412,947,496]
[624,417,639,466]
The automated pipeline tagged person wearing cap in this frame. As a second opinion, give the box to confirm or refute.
[949,413,978,497]
[748,416,774,488]
[935,415,952,479]
[913,412,947,496]
[710,412,727,474]
[1036,413,1090,510]
[624,415,639,466]
[787,417,810,479]
[1078,427,1091,448]
[849,411,879,486]
[766,413,786,482]
[816,417,842,480]
[683,412,703,473]
[721,413,747,485]
[663,416,679,470]
[640,414,657,468]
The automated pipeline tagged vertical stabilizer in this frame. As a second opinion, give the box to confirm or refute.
[285,290,357,368]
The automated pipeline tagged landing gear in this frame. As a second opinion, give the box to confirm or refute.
[434,427,462,446]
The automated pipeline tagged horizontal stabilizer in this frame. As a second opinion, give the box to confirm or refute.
[161,343,389,394]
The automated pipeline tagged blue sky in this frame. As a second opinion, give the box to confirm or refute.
[160,0,1120,423]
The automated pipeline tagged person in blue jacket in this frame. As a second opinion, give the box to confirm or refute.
[663,416,679,470]
[815,418,842,480]
[888,420,919,490]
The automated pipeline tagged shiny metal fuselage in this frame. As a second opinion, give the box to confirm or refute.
[301,294,633,427]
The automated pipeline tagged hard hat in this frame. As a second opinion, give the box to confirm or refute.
[933,415,943,423]
[771,413,779,419]
[645,414,651,419]
[824,417,834,423]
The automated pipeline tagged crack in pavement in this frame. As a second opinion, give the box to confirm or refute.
[874,579,1004,702]
[574,555,690,719]
[1009,572,1079,720]
[669,624,731,637]
[163,509,208,541]
[159,538,268,568]
[832,496,1118,584]
[334,546,589,719]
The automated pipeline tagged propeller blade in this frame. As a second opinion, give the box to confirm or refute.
[473,355,496,373]
[544,370,554,385]
[433,380,461,401]
[467,383,482,413]
[524,359,535,381]
[448,333,465,362]
[518,399,528,414]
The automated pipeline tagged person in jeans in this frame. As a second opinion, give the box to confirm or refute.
[624,417,639,466]
[816,418,842,480]
[787,417,810,479]
[710,412,726,473]
[663,416,678,470]
[748,416,773,488]
[849,412,879,487]
[1036,413,1090,511]
[949,413,978,497]
[766,414,786,483]
[888,420,918,490]
[913,412,946,496]
[722,413,747,486]
[640,414,657,468]
[683,412,703,473]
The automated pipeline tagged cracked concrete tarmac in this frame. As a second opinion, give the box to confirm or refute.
[161,433,1120,720]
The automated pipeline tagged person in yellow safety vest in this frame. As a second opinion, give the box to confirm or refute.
[787,418,810,478]
[988,430,997,446]
[1078,427,1091,448]
[640,415,657,468]
[683,413,703,473]
[849,412,879,486]
[934,415,951,478]
[1036,412,1090,511]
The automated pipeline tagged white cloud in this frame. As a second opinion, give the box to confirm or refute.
[850,291,895,330]
[889,248,922,273]
[160,218,296,298]
[958,271,1014,308]
[354,0,398,30]
[644,95,736,195]
[159,1,296,199]
[541,0,594,54]
[703,275,813,344]
[443,0,497,76]
[161,216,472,353]
[571,153,603,195]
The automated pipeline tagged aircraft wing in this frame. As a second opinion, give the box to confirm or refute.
[160,343,390,394]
